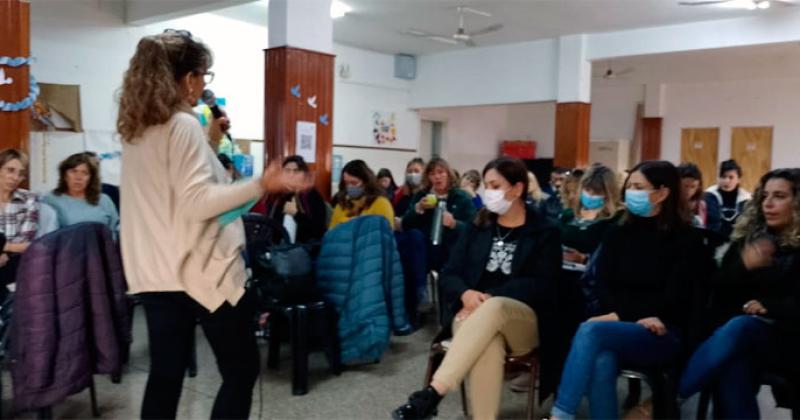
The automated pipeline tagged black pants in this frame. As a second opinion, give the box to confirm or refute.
[138,291,259,420]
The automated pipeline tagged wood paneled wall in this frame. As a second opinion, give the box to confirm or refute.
[554,102,590,169]
[265,47,334,200]
[0,0,30,154]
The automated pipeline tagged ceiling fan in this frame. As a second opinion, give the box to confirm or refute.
[678,0,794,9]
[402,6,504,47]
[593,62,634,80]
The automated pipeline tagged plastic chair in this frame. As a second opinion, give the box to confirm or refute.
[244,213,341,395]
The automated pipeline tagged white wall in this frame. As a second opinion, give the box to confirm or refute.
[30,2,424,193]
[590,84,645,142]
[662,78,800,170]
[411,39,558,109]
[332,44,422,185]
[418,102,555,174]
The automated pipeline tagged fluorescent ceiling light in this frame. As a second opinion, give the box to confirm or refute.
[331,0,351,19]
[757,0,771,9]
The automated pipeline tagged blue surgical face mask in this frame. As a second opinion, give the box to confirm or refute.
[347,186,364,199]
[580,191,605,210]
[625,189,653,217]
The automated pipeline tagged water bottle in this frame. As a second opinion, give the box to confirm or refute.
[431,200,447,246]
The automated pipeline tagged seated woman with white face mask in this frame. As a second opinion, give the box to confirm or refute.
[392,157,562,420]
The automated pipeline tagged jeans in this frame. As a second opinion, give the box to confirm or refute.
[679,315,773,419]
[138,291,259,419]
[552,321,682,419]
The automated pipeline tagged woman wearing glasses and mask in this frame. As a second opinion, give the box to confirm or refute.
[117,30,306,419]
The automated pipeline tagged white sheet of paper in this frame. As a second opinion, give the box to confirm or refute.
[296,121,317,163]
[283,214,297,244]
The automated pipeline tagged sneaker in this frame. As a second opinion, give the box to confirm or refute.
[392,386,442,420]
[509,372,532,393]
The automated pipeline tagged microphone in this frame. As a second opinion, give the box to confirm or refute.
[201,89,224,119]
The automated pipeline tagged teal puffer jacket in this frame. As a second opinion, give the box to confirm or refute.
[316,215,412,364]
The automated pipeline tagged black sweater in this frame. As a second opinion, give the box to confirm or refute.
[263,189,328,244]
[711,240,800,335]
[595,215,708,330]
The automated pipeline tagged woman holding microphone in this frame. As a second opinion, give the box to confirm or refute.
[117,30,306,419]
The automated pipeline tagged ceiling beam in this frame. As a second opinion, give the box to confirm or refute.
[125,0,257,25]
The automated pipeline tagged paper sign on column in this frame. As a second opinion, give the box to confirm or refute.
[296,121,317,163]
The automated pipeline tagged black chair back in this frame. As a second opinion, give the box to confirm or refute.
[242,213,290,267]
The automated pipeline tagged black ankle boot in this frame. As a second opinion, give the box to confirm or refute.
[392,386,442,420]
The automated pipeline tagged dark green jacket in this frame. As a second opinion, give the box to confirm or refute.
[401,188,476,235]
[558,209,622,255]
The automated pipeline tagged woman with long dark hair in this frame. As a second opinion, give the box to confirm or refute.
[393,157,561,419]
[117,30,305,419]
[330,159,394,229]
[377,168,398,201]
[393,157,426,218]
[550,161,710,420]
[678,162,707,228]
[679,168,800,418]
[252,155,327,243]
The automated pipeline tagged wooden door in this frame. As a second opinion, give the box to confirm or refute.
[731,126,773,193]
[681,128,719,190]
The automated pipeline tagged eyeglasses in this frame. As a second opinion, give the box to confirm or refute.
[163,28,192,38]
[203,71,215,84]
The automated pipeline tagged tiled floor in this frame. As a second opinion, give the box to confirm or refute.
[2,309,793,419]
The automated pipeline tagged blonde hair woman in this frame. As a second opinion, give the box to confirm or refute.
[559,164,623,265]
[117,30,305,419]
[0,149,38,301]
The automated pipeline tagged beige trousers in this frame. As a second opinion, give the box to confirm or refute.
[432,297,539,420]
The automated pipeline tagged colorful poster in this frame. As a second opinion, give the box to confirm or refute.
[372,111,398,145]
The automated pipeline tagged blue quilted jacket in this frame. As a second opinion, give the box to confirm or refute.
[316,215,412,364]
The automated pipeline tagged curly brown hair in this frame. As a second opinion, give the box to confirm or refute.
[117,31,213,143]
[54,153,101,205]
[732,168,800,248]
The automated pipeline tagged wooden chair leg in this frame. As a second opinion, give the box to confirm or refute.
[526,362,539,420]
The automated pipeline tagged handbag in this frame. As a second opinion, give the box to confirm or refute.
[255,242,316,301]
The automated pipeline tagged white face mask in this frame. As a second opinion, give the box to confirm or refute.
[484,188,514,215]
